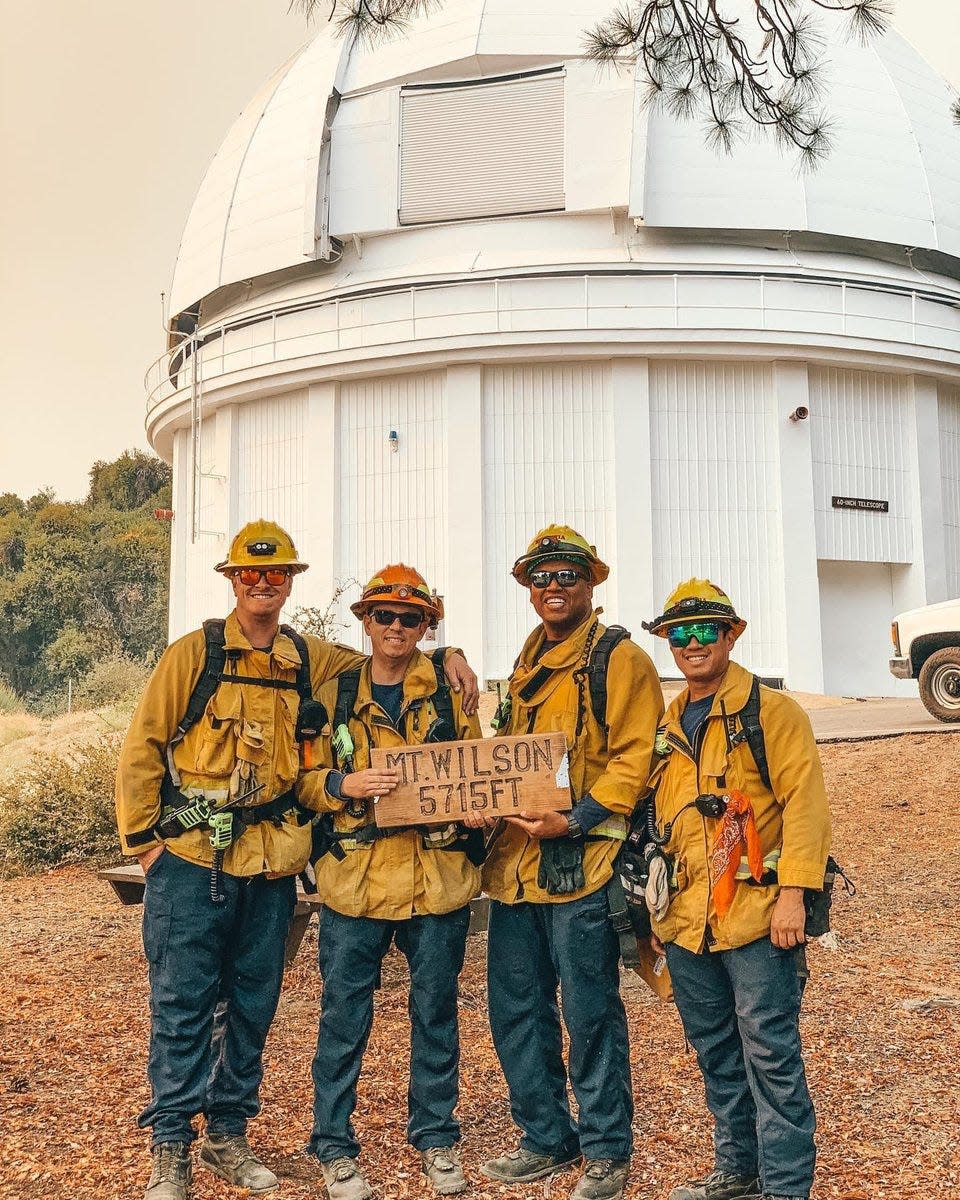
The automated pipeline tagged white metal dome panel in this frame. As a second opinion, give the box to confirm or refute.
[169,32,342,317]
[638,27,958,265]
[940,387,960,598]
[809,367,913,564]
[481,362,615,680]
[335,373,449,647]
[648,360,785,678]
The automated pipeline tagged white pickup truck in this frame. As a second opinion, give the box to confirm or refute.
[890,598,960,721]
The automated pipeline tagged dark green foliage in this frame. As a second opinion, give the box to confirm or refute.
[0,450,172,702]
[0,736,123,872]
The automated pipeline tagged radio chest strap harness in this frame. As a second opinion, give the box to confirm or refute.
[312,649,486,870]
[126,619,318,899]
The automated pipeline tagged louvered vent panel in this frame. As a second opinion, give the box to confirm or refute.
[400,72,565,225]
[941,387,960,598]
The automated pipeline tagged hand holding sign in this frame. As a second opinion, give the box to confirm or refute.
[340,768,401,801]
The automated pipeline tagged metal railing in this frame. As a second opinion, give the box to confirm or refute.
[145,269,960,415]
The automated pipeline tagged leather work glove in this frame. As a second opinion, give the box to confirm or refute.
[537,837,587,896]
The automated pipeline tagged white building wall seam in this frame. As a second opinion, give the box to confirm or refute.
[941,386,960,597]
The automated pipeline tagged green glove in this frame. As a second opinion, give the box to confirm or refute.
[537,837,586,896]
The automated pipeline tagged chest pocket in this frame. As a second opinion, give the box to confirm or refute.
[193,688,243,779]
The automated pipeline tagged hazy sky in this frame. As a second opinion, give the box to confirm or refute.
[2,0,959,502]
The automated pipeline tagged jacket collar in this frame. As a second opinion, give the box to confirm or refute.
[661,659,755,735]
[224,611,302,671]
[354,651,439,712]
[510,609,603,701]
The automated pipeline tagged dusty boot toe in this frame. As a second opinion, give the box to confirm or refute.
[570,1158,629,1200]
[145,1142,192,1200]
[669,1169,761,1200]
[199,1134,278,1192]
[422,1146,467,1195]
[320,1156,373,1200]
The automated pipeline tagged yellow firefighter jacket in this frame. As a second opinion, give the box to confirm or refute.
[482,611,664,905]
[304,652,483,920]
[115,612,363,877]
[649,660,831,953]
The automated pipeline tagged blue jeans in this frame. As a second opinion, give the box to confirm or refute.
[139,851,295,1146]
[309,905,471,1161]
[665,937,816,1198]
[487,890,633,1162]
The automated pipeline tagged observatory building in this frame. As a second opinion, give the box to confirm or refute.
[146,0,960,696]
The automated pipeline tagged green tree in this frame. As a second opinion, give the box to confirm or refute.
[0,450,172,701]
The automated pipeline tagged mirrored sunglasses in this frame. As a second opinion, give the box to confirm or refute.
[235,567,292,587]
[370,607,424,629]
[667,620,729,649]
[529,568,586,590]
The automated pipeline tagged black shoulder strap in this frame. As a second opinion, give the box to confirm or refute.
[738,675,771,791]
[280,624,314,707]
[176,618,230,737]
[334,667,362,732]
[428,647,455,731]
[588,625,631,730]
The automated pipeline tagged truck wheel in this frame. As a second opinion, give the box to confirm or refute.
[918,648,960,722]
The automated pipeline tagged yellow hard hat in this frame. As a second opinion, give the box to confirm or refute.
[350,563,444,629]
[511,524,609,586]
[643,578,746,639]
[215,520,308,575]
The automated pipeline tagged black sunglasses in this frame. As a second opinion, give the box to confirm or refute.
[370,607,425,629]
[529,568,587,589]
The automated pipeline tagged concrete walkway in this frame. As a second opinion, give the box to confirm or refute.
[806,697,960,743]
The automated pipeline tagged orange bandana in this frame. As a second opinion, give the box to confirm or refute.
[709,789,764,920]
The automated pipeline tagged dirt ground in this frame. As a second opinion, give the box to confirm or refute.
[1,734,959,1200]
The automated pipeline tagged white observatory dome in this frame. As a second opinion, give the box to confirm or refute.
[150,1,960,700]
[168,2,960,318]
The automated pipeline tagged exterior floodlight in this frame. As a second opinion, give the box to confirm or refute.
[388,429,399,452]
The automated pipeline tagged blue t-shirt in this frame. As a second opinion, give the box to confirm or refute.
[680,693,715,748]
[371,680,404,727]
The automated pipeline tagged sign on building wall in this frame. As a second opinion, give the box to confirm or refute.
[831,496,890,512]
[371,733,571,826]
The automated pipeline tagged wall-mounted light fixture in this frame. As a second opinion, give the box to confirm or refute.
[789,407,809,423]
[388,429,399,452]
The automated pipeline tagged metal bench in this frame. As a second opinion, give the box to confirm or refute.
[99,864,491,967]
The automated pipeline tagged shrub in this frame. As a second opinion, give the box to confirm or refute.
[75,652,152,710]
[0,677,22,714]
[0,735,122,873]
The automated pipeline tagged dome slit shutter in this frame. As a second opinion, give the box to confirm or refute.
[400,71,565,226]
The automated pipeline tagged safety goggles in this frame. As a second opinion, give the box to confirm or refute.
[370,607,425,629]
[234,567,292,587]
[666,620,729,649]
[529,568,587,590]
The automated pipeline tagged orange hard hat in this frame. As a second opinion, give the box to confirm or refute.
[350,563,444,629]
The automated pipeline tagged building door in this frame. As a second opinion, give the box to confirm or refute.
[817,561,915,697]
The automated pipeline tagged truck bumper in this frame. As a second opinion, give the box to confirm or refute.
[889,656,913,680]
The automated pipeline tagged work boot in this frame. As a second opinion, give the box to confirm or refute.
[481,1147,582,1183]
[198,1133,278,1193]
[669,1169,761,1200]
[571,1159,629,1200]
[320,1156,373,1200]
[422,1146,468,1195]
[145,1142,192,1200]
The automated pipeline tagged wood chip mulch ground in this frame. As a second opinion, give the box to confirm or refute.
[1,733,958,1200]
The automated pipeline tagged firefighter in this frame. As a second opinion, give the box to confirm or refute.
[304,565,482,1200]
[116,526,478,1200]
[465,525,664,1200]
[641,579,831,1200]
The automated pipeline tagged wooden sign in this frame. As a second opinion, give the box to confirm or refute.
[370,733,571,828]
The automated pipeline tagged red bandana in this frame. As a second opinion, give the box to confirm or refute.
[709,789,764,920]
